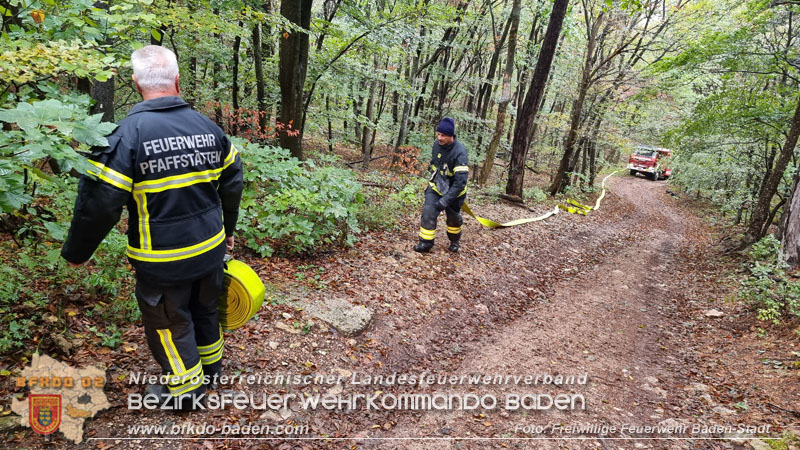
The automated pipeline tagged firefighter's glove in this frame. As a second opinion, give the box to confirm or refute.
[435,199,448,211]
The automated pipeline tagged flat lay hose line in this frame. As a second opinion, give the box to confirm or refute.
[463,171,618,228]
[218,258,265,330]
[217,174,618,327]
[461,202,561,228]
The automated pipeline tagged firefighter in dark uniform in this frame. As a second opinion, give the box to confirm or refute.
[61,45,243,410]
[414,117,469,253]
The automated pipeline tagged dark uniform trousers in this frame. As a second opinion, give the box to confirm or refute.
[419,188,465,243]
[135,266,224,397]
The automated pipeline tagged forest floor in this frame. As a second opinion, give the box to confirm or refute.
[4,174,800,449]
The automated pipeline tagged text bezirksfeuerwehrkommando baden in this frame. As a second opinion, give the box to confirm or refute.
[128,391,586,412]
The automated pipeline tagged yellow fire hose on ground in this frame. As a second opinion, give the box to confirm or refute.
[217,172,617,327]
[462,171,618,228]
[218,256,266,330]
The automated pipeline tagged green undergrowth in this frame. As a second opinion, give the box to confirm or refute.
[0,180,136,356]
[237,140,423,257]
[238,140,363,257]
[761,431,799,450]
[739,235,800,324]
[355,173,425,232]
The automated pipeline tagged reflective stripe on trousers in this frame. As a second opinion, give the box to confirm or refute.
[419,188,465,241]
[135,267,224,396]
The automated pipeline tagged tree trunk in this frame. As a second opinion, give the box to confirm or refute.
[571,111,600,185]
[186,56,197,108]
[369,73,388,154]
[78,1,114,123]
[465,60,479,116]
[393,38,422,164]
[278,0,313,159]
[212,9,223,125]
[392,89,399,125]
[91,77,115,123]
[253,23,267,135]
[326,95,334,152]
[394,89,414,162]
[745,96,800,247]
[353,83,362,143]
[516,10,542,119]
[413,69,430,119]
[315,0,342,50]
[737,146,756,225]
[473,10,514,157]
[361,56,380,169]
[262,0,274,128]
[479,0,520,186]
[588,116,603,186]
[231,22,243,136]
[765,197,786,238]
[476,13,513,121]
[549,13,603,195]
[392,2,465,163]
[151,23,167,45]
[578,140,587,187]
[505,0,569,198]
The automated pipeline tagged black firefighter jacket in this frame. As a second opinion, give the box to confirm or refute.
[62,96,243,285]
[427,138,469,209]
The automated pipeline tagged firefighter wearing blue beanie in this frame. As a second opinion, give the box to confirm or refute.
[436,117,455,137]
[414,118,469,253]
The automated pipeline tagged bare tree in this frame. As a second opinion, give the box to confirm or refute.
[479,0,521,185]
[757,97,800,252]
[505,0,570,199]
[279,0,313,159]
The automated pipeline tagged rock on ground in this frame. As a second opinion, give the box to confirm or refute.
[302,297,373,336]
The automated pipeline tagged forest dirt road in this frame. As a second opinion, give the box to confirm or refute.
[9,175,798,449]
[372,175,713,449]
[348,175,794,450]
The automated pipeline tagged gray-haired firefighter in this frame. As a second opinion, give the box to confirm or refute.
[414,117,469,253]
[61,45,243,410]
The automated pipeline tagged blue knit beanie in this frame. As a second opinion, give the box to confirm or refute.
[436,117,455,137]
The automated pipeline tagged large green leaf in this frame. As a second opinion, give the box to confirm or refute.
[0,190,33,213]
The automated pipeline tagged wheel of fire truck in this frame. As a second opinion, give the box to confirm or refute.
[630,169,637,176]
[649,171,659,181]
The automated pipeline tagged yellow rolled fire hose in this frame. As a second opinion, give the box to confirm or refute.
[218,258,265,330]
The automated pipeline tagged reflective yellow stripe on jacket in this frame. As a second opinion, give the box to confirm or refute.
[133,191,152,250]
[134,145,238,194]
[128,145,238,261]
[428,182,442,195]
[127,229,226,262]
[88,161,133,192]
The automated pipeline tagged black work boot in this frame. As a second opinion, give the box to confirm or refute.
[204,361,222,390]
[413,239,434,253]
[447,232,461,253]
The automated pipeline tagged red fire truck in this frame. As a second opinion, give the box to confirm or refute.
[627,146,672,181]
